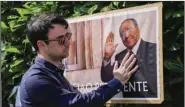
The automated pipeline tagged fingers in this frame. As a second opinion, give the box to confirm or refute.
[128,65,139,76]
[119,53,136,75]
[113,61,118,71]
[124,54,135,69]
[106,32,114,43]
[126,57,137,71]
[120,52,130,68]
[113,52,139,85]
[114,44,118,49]
[112,44,118,52]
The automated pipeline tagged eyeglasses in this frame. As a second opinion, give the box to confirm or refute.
[44,33,72,45]
[121,27,133,37]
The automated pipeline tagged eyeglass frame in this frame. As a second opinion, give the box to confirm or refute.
[43,32,72,45]
[120,27,133,37]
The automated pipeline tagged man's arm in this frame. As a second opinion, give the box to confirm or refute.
[21,52,138,107]
[23,75,123,107]
[101,60,114,82]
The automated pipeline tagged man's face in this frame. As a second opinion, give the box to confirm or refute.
[45,24,71,60]
[119,20,140,49]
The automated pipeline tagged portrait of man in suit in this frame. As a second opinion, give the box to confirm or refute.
[101,18,157,98]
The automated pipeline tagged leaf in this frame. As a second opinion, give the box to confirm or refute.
[5,47,21,54]
[72,12,81,17]
[100,3,116,12]
[74,4,81,13]
[173,10,184,18]
[1,21,9,29]
[7,15,19,20]
[164,60,183,72]
[46,2,54,5]
[8,86,18,99]
[23,2,31,9]
[10,59,24,69]
[165,12,172,19]
[22,38,29,44]
[12,23,25,29]
[122,2,126,7]
[50,5,57,12]
[30,7,42,13]
[8,20,16,28]
[14,8,31,17]
[79,5,89,13]
[178,27,184,35]
[12,70,25,79]
[113,2,119,8]
[8,19,25,31]
[100,6,111,12]
[17,16,28,22]
[88,5,98,14]
[109,3,116,10]
[8,20,18,32]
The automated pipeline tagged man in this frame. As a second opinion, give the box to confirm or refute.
[20,13,138,107]
[101,18,157,98]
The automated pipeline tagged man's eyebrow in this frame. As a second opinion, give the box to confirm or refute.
[56,32,71,39]
[56,35,65,39]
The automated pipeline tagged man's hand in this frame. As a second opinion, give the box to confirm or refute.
[113,52,138,85]
[104,32,118,61]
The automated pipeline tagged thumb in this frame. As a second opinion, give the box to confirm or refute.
[114,44,118,49]
[113,44,119,52]
[113,61,118,72]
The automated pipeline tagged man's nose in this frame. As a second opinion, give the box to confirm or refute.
[66,39,70,46]
[125,31,129,38]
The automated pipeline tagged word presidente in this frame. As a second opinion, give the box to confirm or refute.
[124,81,148,92]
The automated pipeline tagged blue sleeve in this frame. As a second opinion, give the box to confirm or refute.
[24,75,123,107]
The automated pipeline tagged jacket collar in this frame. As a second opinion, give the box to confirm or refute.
[35,56,64,75]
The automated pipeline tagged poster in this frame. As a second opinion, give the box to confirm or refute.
[65,2,163,104]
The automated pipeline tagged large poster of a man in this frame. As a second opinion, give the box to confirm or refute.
[65,3,163,104]
[101,18,157,98]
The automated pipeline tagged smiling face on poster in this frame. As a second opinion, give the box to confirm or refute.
[65,3,163,104]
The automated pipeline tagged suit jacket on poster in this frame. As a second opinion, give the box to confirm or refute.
[101,39,157,98]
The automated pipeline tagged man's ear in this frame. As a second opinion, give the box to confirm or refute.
[136,27,140,36]
[37,40,47,50]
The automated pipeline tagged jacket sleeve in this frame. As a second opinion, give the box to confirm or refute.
[23,75,123,107]
[101,61,114,82]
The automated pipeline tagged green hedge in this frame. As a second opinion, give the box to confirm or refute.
[1,1,184,107]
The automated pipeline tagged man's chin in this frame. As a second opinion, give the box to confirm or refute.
[125,43,134,49]
[62,53,69,59]
[65,54,69,58]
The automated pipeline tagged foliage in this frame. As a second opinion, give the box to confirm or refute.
[1,1,58,106]
[1,1,184,107]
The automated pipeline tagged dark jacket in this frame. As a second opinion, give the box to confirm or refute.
[20,56,123,107]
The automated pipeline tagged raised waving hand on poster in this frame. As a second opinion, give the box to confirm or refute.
[104,32,118,62]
